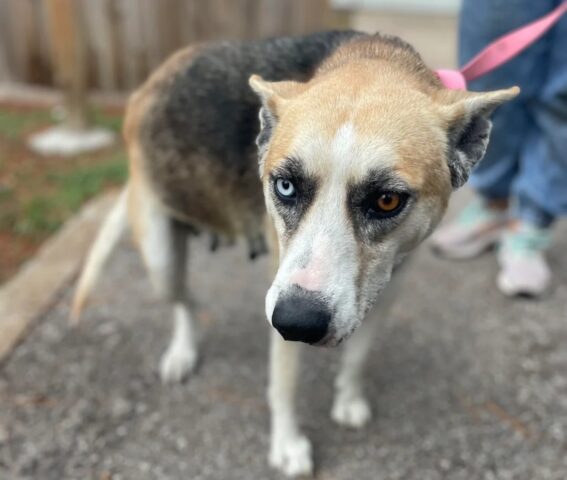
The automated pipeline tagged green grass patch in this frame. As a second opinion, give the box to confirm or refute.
[15,153,128,236]
[0,107,122,139]
[92,108,123,133]
[0,109,52,139]
[0,188,16,231]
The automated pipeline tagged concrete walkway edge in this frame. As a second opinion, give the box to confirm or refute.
[0,191,119,362]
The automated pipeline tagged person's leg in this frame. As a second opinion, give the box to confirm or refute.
[498,5,567,296]
[513,7,567,225]
[459,0,554,199]
[432,0,555,260]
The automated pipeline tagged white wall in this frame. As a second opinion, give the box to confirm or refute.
[332,0,460,14]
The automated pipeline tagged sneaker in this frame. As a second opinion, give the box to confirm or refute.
[497,224,552,297]
[431,200,508,259]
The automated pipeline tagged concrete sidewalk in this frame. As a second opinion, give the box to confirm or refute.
[1,188,567,479]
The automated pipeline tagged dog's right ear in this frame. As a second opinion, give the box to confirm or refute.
[249,75,306,175]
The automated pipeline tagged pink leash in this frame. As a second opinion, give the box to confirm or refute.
[436,2,567,90]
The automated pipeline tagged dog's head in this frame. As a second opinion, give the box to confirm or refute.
[249,60,518,347]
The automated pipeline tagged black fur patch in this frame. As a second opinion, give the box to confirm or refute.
[347,168,414,243]
[256,106,276,169]
[144,30,365,175]
[270,157,318,238]
[139,30,365,237]
[447,115,492,189]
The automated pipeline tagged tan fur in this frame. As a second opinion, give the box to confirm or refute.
[256,58,517,203]
[260,60,449,198]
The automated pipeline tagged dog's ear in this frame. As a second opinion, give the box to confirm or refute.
[438,86,520,189]
[249,75,307,173]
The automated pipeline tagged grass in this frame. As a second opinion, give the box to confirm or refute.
[0,106,123,138]
[0,103,128,281]
[0,109,52,139]
[15,153,128,236]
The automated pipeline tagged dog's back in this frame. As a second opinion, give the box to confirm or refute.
[125,30,364,237]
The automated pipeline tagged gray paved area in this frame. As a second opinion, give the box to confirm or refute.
[1,191,567,480]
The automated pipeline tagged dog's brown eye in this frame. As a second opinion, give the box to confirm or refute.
[376,192,401,212]
[364,190,408,220]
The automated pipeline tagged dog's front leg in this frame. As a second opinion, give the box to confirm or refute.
[331,317,377,428]
[331,264,407,428]
[268,330,312,477]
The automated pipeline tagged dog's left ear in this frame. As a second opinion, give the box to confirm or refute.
[438,86,520,189]
[249,75,307,174]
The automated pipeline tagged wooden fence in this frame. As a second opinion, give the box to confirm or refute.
[0,0,331,92]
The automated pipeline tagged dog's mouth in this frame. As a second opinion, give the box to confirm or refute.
[273,327,352,348]
[312,335,344,348]
[315,321,359,347]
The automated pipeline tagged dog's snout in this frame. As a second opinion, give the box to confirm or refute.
[271,294,330,344]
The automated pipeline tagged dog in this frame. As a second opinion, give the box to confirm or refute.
[71,30,518,476]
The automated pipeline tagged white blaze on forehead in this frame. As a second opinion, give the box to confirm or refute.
[335,123,399,180]
[296,121,399,180]
[330,122,357,172]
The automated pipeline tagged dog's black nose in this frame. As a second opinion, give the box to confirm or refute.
[271,294,330,344]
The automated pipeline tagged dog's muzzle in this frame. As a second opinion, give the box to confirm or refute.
[271,292,331,344]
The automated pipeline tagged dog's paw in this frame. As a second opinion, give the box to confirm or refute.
[159,346,197,384]
[331,394,372,428]
[269,433,313,477]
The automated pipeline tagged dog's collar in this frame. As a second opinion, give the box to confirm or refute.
[436,2,567,90]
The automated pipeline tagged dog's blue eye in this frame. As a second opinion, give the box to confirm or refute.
[275,178,296,199]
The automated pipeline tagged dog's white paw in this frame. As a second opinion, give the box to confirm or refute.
[331,394,372,428]
[159,346,197,383]
[269,433,313,477]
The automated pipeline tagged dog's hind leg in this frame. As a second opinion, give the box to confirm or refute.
[131,189,197,383]
[268,332,313,477]
[158,221,198,383]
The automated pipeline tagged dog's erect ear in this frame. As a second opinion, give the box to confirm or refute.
[438,86,520,189]
[249,75,307,174]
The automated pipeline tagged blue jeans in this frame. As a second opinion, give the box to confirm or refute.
[460,0,567,227]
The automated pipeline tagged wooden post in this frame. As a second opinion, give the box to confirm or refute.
[45,0,88,130]
[3,0,333,92]
[0,43,11,83]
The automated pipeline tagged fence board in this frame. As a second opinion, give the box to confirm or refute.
[82,0,116,89]
[0,1,11,82]
[0,0,330,92]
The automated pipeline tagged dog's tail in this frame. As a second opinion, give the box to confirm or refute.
[70,186,129,324]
